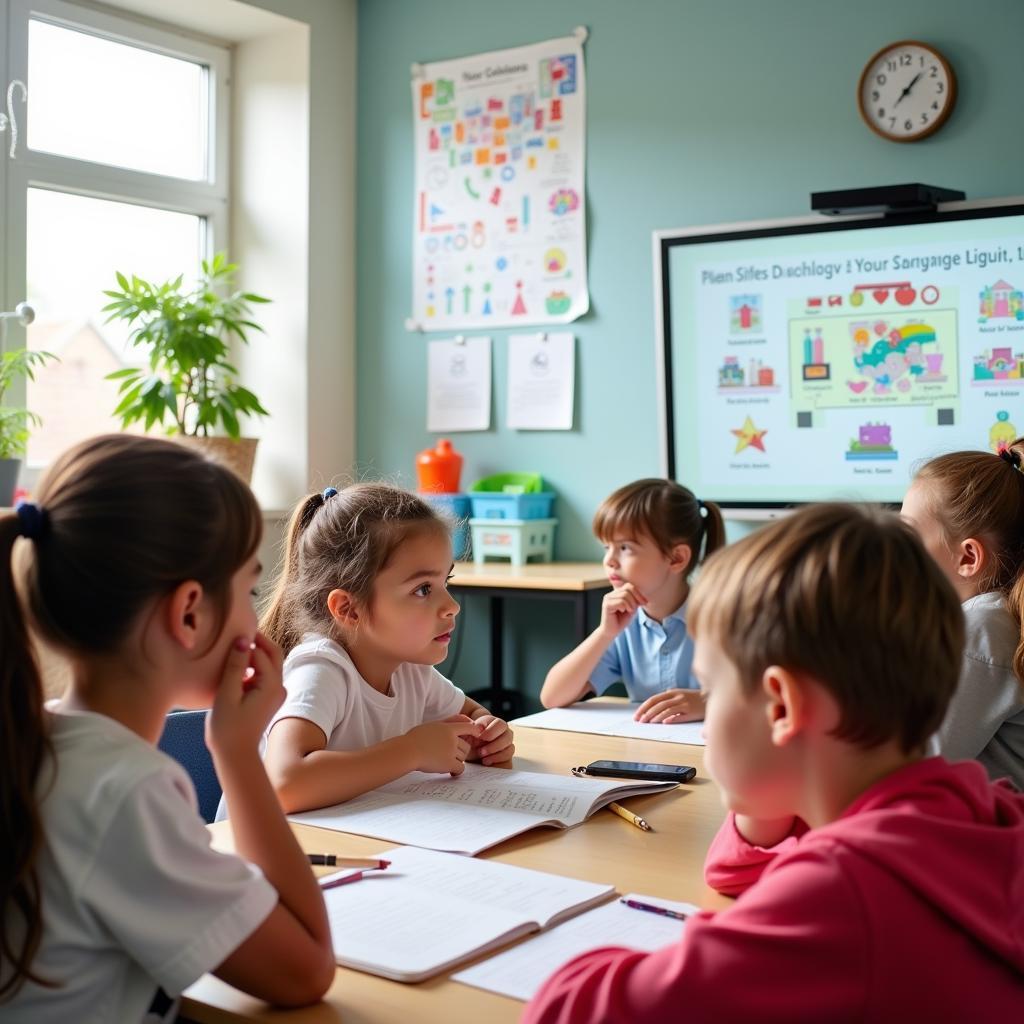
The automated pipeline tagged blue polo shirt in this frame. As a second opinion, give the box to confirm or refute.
[589,600,696,703]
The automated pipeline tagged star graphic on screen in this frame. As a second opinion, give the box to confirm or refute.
[731,416,768,453]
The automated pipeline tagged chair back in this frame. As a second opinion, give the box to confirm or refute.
[157,709,222,823]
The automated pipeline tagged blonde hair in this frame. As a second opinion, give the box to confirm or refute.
[913,438,1024,684]
[261,483,449,655]
[689,503,964,753]
[592,478,724,573]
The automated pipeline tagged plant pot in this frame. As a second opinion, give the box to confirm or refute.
[0,458,21,506]
[172,437,258,484]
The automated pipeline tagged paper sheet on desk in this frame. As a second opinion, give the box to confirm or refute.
[512,703,706,745]
[288,763,676,855]
[453,893,695,1001]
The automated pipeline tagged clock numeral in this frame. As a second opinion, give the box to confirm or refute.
[932,101,940,111]
[900,53,912,66]
[904,119,913,131]
[920,113,929,124]
[930,65,938,77]
[936,81,944,94]
[889,117,896,129]
[886,59,896,72]
[876,73,887,85]
[919,55,926,67]
[871,89,880,102]
[877,107,885,118]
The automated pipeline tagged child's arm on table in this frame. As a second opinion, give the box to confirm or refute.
[264,714,482,813]
[634,688,706,724]
[459,695,515,765]
[704,812,807,896]
[540,584,647,708]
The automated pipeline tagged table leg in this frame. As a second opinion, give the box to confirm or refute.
[574,592,588,644]
[490,594,504,710]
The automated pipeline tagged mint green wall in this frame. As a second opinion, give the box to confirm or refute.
[356,0,1024,705]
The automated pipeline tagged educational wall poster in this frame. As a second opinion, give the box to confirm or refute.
[507,332,575,430]
[411,33,589,331]
[427,336,492,432]
[664,209,1024,504]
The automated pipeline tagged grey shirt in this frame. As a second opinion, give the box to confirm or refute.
[936,591,1024,791]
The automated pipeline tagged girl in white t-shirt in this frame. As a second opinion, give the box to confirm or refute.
[0,435,334,1023]
[901,437,1024,790]
[260,483,515,812]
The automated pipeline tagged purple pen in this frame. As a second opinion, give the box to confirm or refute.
[620,898,688,921]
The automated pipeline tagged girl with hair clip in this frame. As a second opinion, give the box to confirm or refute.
[0,436,334,1024]
[257,483,514,814]
[902,438,1024,790]
[541,478,725,725]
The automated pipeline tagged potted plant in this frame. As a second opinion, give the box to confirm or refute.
[103,252,270,482]
[0,348,58,505]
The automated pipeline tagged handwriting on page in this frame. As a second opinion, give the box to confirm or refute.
[288,765,624,853]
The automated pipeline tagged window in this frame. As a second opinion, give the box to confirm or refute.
[0,0,230,467]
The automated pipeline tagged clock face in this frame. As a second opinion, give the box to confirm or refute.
[858,41,956,142]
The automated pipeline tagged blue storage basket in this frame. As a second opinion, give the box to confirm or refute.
[421,492,472,559]
[468,491,555,520]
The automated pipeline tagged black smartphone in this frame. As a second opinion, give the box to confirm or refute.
[585,760,696,782]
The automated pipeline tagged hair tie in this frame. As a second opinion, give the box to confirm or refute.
[696,498,706,516]
[15,501,48,541]
[998,447,1023,472]
[322,486,339,500]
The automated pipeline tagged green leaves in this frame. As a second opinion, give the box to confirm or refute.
[103,252,271,437]
[0,349,59,459]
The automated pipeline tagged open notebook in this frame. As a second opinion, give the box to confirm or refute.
[289,763,677,855]
[454,891,697,1000]
[321,846,615,982]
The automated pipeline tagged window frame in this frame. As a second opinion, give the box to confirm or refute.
[2,0,230,470]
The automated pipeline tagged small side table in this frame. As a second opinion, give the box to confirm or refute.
[447,561,612,718]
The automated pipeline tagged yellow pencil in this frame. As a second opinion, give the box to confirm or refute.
[607,801,652,832]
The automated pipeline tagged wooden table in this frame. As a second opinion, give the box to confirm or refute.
[447,561,612,719]
[182,711,729,1024]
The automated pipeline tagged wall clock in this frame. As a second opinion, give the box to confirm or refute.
[858,41,956,142]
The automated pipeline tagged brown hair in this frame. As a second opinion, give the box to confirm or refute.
[592,478,725,573]
[913,438,1024,684]
[261,483,449,656]
[0,434,261,1002]
[689,503,964,754]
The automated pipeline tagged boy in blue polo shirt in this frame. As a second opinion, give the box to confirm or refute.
[540,479,725,723]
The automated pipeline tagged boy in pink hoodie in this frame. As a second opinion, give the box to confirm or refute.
[524,504,1024,1023]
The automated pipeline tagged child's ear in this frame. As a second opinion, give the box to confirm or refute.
[761,666,806,747]
[166,580,205,651]
[667,542,693,576]
[956,537,986,581]
[327,588,360,628]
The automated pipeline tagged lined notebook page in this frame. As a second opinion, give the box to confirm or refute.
[325,846,614,981]
[453,893,696,1000]
[290,764,675,855]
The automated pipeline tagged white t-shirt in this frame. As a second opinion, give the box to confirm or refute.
[1,707,277,1024]
[269,634,466,750]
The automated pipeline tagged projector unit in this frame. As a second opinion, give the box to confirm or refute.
[811,183,965,217]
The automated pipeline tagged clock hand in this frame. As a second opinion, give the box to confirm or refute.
[894,71,924,107]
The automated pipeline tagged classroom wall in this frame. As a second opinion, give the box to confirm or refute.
[357,0,1024,708]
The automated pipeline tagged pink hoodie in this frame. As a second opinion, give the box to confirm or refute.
[523,758,1024,1023]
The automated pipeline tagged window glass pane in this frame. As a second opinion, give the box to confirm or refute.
[28,20,207,180]
[25,188,203,464]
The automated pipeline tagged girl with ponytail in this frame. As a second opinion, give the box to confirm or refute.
[257,483,513,815]
[902,438,1024,790]
[0,435,333,1021]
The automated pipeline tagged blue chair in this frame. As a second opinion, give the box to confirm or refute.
[157,709,222,823]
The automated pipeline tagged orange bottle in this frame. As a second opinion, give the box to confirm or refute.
[416,439,463,493]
